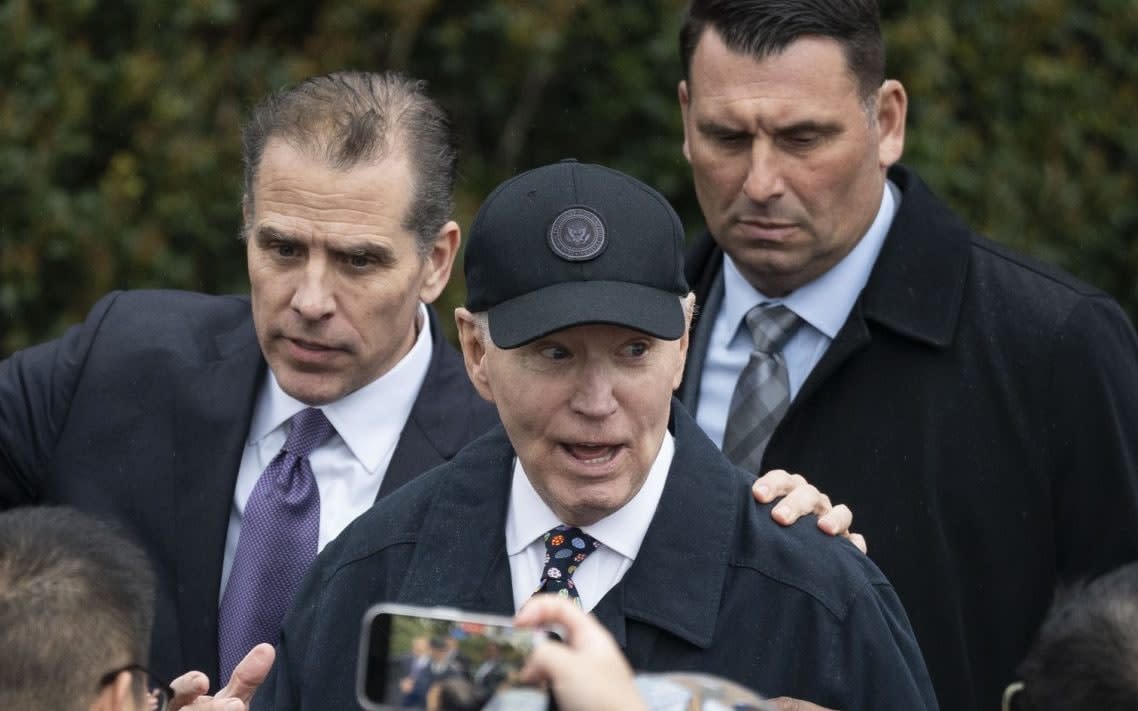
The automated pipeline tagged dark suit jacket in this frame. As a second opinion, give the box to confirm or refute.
[254,405,937,711]
[0,289,499,686]
[680,165,1138,711]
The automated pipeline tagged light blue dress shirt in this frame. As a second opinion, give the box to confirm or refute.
[695,182,901,449]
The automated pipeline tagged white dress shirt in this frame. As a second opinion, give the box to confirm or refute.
[505,432,675,612]
[220,303,433,598]
[695,182,901,448]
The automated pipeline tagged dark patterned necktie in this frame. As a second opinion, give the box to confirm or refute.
[722,304,803,473]
[217,407,335,685]
[534,525,601,607]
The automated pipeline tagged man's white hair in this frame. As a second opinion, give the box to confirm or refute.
[466,294,694,346]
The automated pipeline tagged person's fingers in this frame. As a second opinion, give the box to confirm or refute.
[168,671,211,710]
[517,634,577,684]
[770,480,830,525]
[752,469,796,502]
[216,643,275,703]
[816,503,853,537]
[817,505,868,554]
[515,593,593,643]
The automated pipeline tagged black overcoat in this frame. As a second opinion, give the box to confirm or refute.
[680,165,1138,711]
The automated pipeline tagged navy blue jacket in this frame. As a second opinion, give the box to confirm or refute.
[255,405,937,710]
[0,289,499,686]
[680,165,1138,710]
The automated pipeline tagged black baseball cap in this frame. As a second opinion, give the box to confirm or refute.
[464,160,689,349]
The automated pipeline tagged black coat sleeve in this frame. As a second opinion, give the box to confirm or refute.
[0,292,122,506]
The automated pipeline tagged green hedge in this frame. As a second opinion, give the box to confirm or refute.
[3,0,1136,354]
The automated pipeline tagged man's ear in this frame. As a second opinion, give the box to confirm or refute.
[678,80,693,163]
[455,308,496,404]
[419,220,461,305]
[88,669,135,711]
[672,293,696,391]
[875,79,907,168]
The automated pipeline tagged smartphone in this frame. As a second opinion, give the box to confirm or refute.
[356,602,555,711]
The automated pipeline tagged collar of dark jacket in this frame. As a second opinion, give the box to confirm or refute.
[858,164,970,349]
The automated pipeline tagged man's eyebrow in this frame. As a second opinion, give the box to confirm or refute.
[329,240,398,266]
[774,119,843,136]
[253,226,298,245]
[695,118,844,137]
[696,118,746,137]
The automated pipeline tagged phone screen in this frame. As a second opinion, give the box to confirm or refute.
[357,603,551,711]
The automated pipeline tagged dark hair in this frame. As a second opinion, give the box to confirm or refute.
[241,70,458,255]
[679,0,885,101]
[0,506,156,710]
[430,675,480,711]
[1012,562,1138,710]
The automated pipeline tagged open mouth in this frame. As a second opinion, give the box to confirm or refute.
[563,443,622,465]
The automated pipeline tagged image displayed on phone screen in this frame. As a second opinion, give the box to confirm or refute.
[360,605,550,711]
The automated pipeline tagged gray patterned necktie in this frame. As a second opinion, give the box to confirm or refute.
[722,304,802,473]
[217,407,334,685]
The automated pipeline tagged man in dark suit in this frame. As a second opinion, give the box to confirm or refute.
[673,2,1138,709]
[253,160,937,711]
[0,71,499,692]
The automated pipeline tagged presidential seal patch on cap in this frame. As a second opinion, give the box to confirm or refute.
[548,207,606,261]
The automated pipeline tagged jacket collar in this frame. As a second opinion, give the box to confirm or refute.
[602,402,736,649]
[858,165,971,348]
[396,426,517,615]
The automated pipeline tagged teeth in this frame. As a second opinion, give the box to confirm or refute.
[568,444,617,464]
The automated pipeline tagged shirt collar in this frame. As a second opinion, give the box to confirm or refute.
[246,302,434,472]
[505,431,675,560]
[720,179,899,340]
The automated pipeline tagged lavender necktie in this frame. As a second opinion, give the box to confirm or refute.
[217,407,334,685]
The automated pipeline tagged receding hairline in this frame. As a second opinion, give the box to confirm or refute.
[246,132,415,194]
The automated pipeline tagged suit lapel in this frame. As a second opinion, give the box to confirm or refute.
[379,307,485,499]
[172,312,264,683]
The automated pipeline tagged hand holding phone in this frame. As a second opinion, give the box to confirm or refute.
[514,596,648,711]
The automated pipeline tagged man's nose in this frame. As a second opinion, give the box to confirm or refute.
[569,365,619,419]
[289,261,335,321]
[742,141,786,204]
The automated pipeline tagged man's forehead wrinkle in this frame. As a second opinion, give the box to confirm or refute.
[255,172,399,212]
[253,195,406,241]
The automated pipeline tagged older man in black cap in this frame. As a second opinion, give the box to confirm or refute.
[251,160,937,711]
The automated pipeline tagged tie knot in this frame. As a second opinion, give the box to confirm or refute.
[538,525,601,603]
[543,525,599,558]
[282,408,335,458]
[743,304,801,353]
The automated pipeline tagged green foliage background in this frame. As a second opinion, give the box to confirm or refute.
[2,0,1137,354]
